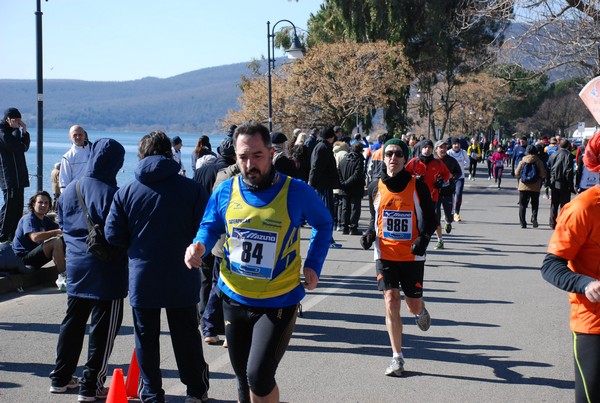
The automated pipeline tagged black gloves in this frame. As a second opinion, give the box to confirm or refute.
[360,230,375,250]
[411,234,430,256]
[433,178,444,189]
[359,230,431,254]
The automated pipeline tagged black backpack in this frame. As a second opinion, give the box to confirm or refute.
[520,161,539,184]
[75,181,117,262]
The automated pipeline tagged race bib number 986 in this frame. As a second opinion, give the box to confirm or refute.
[382,210,412,240]
[229,227,278,279]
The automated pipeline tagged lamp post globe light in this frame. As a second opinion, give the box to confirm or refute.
[267,20,305,132]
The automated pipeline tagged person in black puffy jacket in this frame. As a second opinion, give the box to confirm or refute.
[0,107,30,242]
[338,142,365,235]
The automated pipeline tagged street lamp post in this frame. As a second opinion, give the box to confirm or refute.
[266,20,305,132]
[35,0,45,191]
[469,107,476,138]
[417,89,432,139]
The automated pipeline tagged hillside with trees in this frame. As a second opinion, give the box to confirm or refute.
[0,62,248,134]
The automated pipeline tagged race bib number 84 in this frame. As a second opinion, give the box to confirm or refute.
[382,210,412,240]
[229,227,278,279]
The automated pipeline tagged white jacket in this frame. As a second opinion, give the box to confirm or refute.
[59,143,92,189]
[447,148,469,179]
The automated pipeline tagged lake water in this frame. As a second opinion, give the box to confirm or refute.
[23,128,227,202]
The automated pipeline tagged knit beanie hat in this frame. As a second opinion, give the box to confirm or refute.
[383,138,409,158]
[421,139,434,149]
[3,108,21,120]
[320,126,336,139]
[218,137,235,158]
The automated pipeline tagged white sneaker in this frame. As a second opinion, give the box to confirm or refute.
[55,273,67,292]
[385,357,405,377]
[77,387,109,402]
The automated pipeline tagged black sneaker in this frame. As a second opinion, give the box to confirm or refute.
[49,376,79,394]
[185,392,209,402]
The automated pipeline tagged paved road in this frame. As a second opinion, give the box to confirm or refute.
[0,171,574,402]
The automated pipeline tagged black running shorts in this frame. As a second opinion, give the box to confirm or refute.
[376,259,424,298]
[19,243,51,268]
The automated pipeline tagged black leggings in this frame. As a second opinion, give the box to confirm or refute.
[223,296,297,402]
[493,165,504,186]
[574,332,600,403]
[468,158,478,177]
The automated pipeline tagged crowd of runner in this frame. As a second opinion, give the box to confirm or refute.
[1,105,599,403]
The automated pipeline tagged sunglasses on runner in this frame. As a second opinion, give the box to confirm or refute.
[384,151,404,158]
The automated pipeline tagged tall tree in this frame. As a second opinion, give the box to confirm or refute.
[515,78,594,135]
[488,63,549,134]
[307,0,505,135]
[225,41,412,135]
[408,70,511,139]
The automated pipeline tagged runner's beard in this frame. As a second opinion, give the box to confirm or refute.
[242,165,276,191]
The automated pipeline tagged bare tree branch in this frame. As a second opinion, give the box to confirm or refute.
[458,0,600,79]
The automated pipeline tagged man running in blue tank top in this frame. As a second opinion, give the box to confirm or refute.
[185,122,333,403]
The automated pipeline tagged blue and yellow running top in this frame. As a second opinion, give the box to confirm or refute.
[194,173,333,308]
[221,175,300,299]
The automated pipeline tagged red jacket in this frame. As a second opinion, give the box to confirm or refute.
[405,156,451,202]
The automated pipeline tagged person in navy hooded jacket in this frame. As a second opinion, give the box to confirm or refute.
[105,131,210,403]
[49,138,127,402]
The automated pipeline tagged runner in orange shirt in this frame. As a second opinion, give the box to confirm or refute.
[361,138,436,377]
[541,129,600,403]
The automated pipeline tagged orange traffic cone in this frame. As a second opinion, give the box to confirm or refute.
[125,349,140,398]
[106,368,127,403]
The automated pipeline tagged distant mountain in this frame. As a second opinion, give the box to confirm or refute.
[0,62,251,134]
[2,22,585,135]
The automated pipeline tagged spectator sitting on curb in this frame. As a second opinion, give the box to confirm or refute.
[12,191,65,274]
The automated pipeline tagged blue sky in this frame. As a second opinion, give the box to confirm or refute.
[1,0,322,81]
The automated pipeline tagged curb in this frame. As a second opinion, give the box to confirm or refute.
[0,265,59,295]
